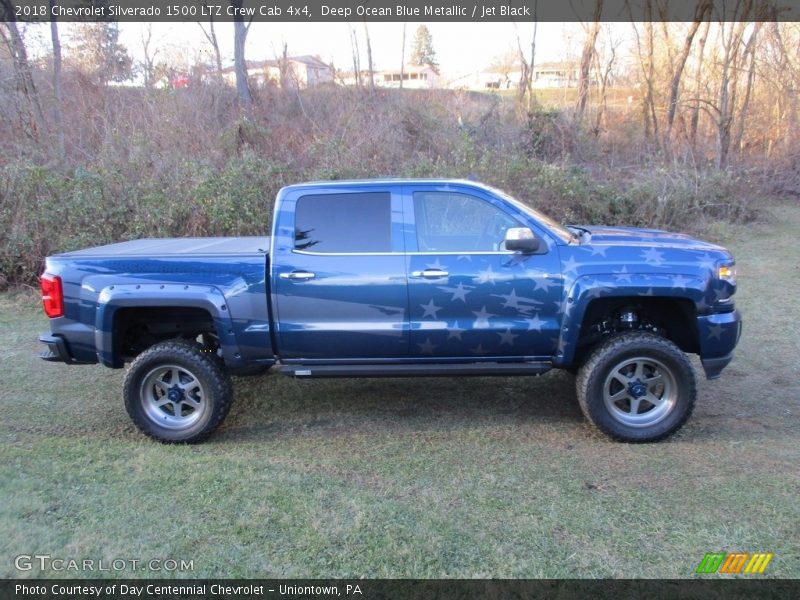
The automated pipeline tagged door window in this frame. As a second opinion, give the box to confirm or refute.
[412,191,520,252]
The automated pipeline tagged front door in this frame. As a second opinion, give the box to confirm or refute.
[404,185,563,360]
[272,188,409,360]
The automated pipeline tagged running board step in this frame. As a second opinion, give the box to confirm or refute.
[280,362,552,379]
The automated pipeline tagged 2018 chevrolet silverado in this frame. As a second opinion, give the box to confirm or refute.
[38,180,742,443]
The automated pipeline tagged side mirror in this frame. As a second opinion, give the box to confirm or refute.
[504,227,541,253]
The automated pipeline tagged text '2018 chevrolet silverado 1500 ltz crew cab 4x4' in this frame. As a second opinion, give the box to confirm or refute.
[39,180,742,443]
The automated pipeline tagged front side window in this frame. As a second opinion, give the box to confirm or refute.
[295,192,391,253]
[412,191,521,252]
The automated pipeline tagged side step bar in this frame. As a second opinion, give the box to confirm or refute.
[279,362,552,379]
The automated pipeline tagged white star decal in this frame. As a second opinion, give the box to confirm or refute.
[457,255,472,261]
[587,245,608,257]
[638,288,655,297]
[614,266,632,283]
[532,273,556,293]
[672,274,691,290]
[420,299,442,319]
[472,306,493,329]
[498,288,523,309]
[447,325,465,340]
[476,265,498,285]
[641,247,665,266]
[417,337,437,354]
[698,253,716,271]
[425,258,446,271]
[448,282,470,302]
[707,324,724,340]
[562,256,582,275]
[497,329,518,346]
[470,343,489,356]
[526,313,545,332]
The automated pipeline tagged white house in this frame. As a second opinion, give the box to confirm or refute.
[376,64,439,89]
[222,55,333,89]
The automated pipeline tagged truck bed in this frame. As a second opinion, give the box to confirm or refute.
[55,237,270,257]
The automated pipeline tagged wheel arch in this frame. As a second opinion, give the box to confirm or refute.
[95,284,243,369]
[556,274,705,367]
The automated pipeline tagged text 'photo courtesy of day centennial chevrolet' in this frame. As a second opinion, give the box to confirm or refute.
[38,180,742,443]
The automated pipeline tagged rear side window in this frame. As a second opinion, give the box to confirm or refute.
[294,192,391,253]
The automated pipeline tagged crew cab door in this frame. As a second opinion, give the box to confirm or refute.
[403,184,563,359]
[272,187,409,360]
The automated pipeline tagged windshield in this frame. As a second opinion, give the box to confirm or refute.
[489,186,576,243]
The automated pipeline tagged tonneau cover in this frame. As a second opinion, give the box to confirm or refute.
[55,237,270,257]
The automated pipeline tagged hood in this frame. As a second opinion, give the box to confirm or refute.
[577,225,725,251]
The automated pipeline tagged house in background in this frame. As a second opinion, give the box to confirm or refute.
[532,61,599,88]
[222,55,333,89]
[377,64,439,89]
[446,70,517,91]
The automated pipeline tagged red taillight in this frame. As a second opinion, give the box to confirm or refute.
[40,274,64,318]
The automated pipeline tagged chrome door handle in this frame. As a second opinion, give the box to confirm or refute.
[411,269,449,279]
[280,271,316,280]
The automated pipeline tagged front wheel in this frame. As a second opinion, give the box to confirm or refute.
[123,340,233,443]
[575,332,696,442]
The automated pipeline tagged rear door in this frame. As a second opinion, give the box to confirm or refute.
[403,184,563,359]
[272,187,409,360]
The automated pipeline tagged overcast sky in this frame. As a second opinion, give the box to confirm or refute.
[19,21,609,78]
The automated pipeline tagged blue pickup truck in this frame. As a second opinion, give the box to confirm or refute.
[39,179,741,443]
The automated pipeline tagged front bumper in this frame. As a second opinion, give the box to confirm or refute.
[697,309,743,379]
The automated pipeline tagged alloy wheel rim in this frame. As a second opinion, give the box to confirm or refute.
[140,364,206,429]
[602,356,678,428]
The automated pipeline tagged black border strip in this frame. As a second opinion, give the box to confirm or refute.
[2,579,798,600]
[2,0,800,23]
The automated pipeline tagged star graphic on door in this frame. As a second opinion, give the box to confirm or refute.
[417,338,437,354]
[497,329,518,346]
[526,313,545,332]
[472,306,493,329]
[420,299,442,319]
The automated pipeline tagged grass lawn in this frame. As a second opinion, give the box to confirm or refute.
[1,204,798,579]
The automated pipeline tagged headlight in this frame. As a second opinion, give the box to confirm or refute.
[718,264,736,283]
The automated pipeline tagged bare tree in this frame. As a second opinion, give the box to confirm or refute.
[399,22,406,90]
[363,21,375,95]
[49,0,65,155]
[592,26,618,136]
[732,22,762,157]
[140,24,160,88]
[0,3,46,141]
[231,0,253,110]
[716,13,752,169]
[197,5,224,81]
[575,0,603,122]
[349,25,362,87]
[665,1,713,140]
[629,1,660,142]
[689,19,711,149]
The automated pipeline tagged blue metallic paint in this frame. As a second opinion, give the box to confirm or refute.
[42,179,741,379]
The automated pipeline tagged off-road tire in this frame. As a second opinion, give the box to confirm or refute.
[124,340,233,443]
[576,332,696,442]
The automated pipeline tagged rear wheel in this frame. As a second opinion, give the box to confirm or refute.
[123,340,233,443]
[576,332,696,442]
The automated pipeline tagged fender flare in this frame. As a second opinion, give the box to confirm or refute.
[94,283,243,368]
[554,273,706,366]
